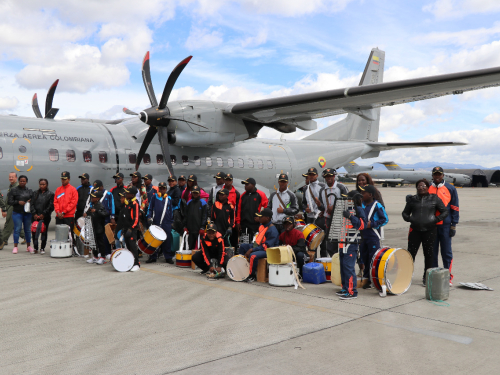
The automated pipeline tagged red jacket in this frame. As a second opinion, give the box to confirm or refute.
[54,184,78,218]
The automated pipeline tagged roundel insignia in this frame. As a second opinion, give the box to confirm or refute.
[318,156,326,168]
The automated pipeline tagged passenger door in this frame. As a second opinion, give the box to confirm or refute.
[11,137,34,174]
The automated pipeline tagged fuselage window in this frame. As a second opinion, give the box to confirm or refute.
[217,157,223,167]
[171,155,177,166]
[228,158,234,168]
[267,160,273,169]
[182,155,189,166]
[66,150,76,162]
[248,159,254,168]
[0,147,3,159]
[194,156,201,166]
[157,154,164,165]
[99,152,108,163]
[257,159,263,169]
[238,158,244,168]
[206,157,212,167]
[83,150,92,163]
[128,153,136,164]
[143,153,151,165]
[19,146,26,153]
[49,149,59,162]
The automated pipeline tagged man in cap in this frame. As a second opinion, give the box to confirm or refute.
[85,191,109,265]
[54,171,78,228]
[268,174,298,233]
[128,171,148,215]
[142,173,158,217]
[223,173,241,248]
[91,180,116,258]
[358,184,388,289]
[167,175,183,233]
[208,171,226,216]
[146,182,174,264]
[297,172,310,219]
[181,174,209,202]
[192,222,227,276]
[210,188,234,245]
[182,185,208,250]
[110,172,126,217]
[317,168,349,257]
[177,175,187,196]
[279,216,307,274]
[429,166,459,286]
[235,178,268,243]
[304,167,326,224]
[238,207,279,283]
[120,186,141,271]
[75,173,91,222]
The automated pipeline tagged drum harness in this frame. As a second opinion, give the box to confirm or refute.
[82,199,97,254]
[149,195,170,259]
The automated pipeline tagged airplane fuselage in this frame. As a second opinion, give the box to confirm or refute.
[347,169,472,186]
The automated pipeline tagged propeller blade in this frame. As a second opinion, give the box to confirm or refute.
[123,107,138,116]
[158,56,192,110]
[45,79,59,117]
[45,108,59,119]
[158,126,175,177]
[135,126,158,170]
[142,51,158,108]
[32,94,43,118]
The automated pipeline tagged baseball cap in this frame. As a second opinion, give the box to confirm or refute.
[302,173,308,177]
[130,171,142,179]
[432,166,444,175]
[93,180,103,188]
[178,175,186,181]
[158,182,167,188]
[307,167,318,175]
[91,191,103,199]
[256,207,273,218]
[188,174,197,181]
[214,171,226,179]
[168,175,177,181]
[206,223,217,232]
[283,215,295,224]
[118,192,125,197]
[219,188,229,196]
[78,173,89,179]
[278,174,288,182]
[225,173,234,180]
[242,177,256,185]
[359,184,376,195]
[142,174,153,181]
[113,172,124,179]
[60,171,70,179]
[192,185,201,193]
[125,186,138,195]
[322,168,336,177]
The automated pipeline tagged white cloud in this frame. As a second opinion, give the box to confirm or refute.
[413,23,500,47]
[240,0,354,17]
[483,113,500,123]
[0,96,18,110]
[423,0,500,19]
[185,28,224,50]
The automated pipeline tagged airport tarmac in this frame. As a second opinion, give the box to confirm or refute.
[1,186,498,375]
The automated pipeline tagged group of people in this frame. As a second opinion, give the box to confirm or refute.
[0,165,458,299]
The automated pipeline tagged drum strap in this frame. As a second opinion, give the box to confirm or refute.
[367,201,384,241]
[276,191,288,209]
[286,245,305,290]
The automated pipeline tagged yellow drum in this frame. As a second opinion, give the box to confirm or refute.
[176,251,192,268]
[316,257,332,281]
[142,225,167,248]
[331,253,341,286]
[298,224,324,250]
[370,247,413,295]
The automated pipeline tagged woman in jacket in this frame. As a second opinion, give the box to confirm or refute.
[402,179,449,285]
[7,175,34,254]
[31,179,55,254]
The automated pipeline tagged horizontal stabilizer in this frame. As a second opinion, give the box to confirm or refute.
[367,142,467,151]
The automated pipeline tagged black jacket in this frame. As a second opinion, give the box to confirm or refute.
[167,185,182,210]
[402,193,449,231]
[121,198,140,232]
[183,198,208,233]
[211,201,234,235]
[88,201,109,235]
[76,184,92,215]
[110,184,126,215]
[8,186,34,214]
[199,233,226,266]
[30,190,55,219]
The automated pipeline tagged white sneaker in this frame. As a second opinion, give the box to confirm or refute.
[105,254,111,260]
[87,257,97,264]
[96,257,105,265]
[40,250,45,255]
[130,265,140,272]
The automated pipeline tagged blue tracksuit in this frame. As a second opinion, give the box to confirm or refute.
[359,200,388,279]
[147,193,174,260]
[239,221,279,277]
[94,189,115,256]
[339,207,366,297]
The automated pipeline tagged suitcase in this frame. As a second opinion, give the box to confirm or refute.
[302,262,326,284]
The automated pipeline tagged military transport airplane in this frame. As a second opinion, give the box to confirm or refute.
[344,160,472,186]
[1,48,498,194]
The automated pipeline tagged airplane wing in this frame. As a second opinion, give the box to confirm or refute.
[366,141,467,151]
[229,65,500,124]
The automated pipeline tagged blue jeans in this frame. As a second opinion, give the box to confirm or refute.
[239,244,267,277]
[339,244,358,296]
[433,225,453,279]
[12,211,32,244]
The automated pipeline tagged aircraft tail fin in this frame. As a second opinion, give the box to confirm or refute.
[304,48,385,142]
[344,160,373,174]
[380,161,402,170]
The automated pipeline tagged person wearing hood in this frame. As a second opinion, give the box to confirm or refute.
[268,174,298,234]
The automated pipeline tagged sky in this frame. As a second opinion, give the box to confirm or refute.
[1,0,500,167]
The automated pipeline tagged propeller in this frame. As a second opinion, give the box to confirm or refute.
[32,79,60,119]
[123,51,193,176]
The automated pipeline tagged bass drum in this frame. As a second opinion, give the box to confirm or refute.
[226,255,250,282]
[298,224,324,250]
[111,249,135,272]
[370,247,414,295]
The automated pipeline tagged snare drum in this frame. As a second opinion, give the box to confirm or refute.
[111,248,135,272]
[138,225,167,255]
[269,263,297,287]
[50,240,72,258]
[370,247,413,295]
[226,255,250,281]
[316,257,332,280]
[298,224,325,250]
[175,251,192,268]
[73,217,85,238]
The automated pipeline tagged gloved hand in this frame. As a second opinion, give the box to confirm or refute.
[199,229,205,235]
[225,227,232,236]
[342,210,351,219]
[147,218,153,226]
[449,226,456,237]
[125,229,132,238]
[406,194,413,203]
[184,227,188,234]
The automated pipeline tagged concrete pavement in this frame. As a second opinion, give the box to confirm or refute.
[1,187,498,374]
